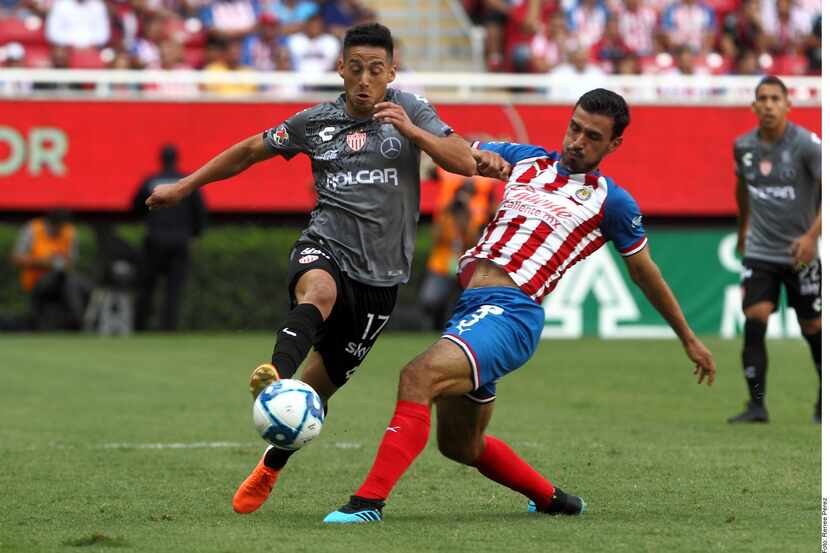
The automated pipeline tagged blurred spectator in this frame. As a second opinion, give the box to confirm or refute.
[803,15,819,75]
[504,0,558,72]
[203,37,257,94]
[419,179,486,330]
[286,13,339,75]
[476,0,513,71]
[590,14,632,68]
[661,0,716,53]
[614,50,642,73]
[108,0,140,50]
[144,40,201,96]
[264,0,317,35]
[130,14,167,68]
[241,11,286,70]
[45,0,110,48]
[721,0,768,55]
[617,0,659,56]
[0,42,32,95]
[132,145,206,332]
[761,0,812,55]
[11,209,91,330]
[200,0,259,40]
[530,11,575,72]
[318,0,374,38]
[670,43,710,74]
[548,47,606,100]
[733,48,761,74]
[567,0,608,50]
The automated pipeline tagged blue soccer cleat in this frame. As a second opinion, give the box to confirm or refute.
[323,496,384,524]
[528,490,586,516]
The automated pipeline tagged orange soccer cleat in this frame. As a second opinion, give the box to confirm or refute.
[232,452,281,514]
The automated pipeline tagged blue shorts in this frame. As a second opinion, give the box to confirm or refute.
[442,286,545,403]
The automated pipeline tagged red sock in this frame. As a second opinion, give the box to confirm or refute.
[356,400,431,501]
[474,435,555,510]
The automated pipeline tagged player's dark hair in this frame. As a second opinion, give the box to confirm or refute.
[755,75,788,98]
[343,23,394,59]
[575,88,630,139]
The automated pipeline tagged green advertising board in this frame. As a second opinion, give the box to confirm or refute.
[541,228,806,339]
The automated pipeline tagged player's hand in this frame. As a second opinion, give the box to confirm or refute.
[146,182,186,210]
[790,233,817,269]
[473,149,511,180]
[373,102,417,138]
[683,336,715,386]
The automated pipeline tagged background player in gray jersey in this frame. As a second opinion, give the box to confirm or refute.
[144,23,505,513]
[729,75,821,424]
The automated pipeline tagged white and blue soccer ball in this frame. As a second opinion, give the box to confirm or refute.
[252,379,325,450]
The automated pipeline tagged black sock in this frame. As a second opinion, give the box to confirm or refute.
[263,403,328,470]
[271,303,324,379]
[803,329,821,403]
[742,318,768,406]
[264,446,295,470]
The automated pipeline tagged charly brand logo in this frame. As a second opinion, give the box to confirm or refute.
[346,132,367,151]
[455,305,505,334]
[298,255,319,264]
[380,136,402,159]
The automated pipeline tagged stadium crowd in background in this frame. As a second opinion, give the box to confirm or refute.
[0,0,820,81]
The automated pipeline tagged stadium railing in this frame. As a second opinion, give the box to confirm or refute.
[0,70,821,106]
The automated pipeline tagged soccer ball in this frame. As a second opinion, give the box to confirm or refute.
[252,379,325,450]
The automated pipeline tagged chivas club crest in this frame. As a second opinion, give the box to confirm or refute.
[346,132,367,151]
[759,159,773,176]
[575,186,593,201]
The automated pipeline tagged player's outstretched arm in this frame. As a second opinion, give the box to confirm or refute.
[623,246,716,385]
[146,133,277,209]
[373,102,476,176]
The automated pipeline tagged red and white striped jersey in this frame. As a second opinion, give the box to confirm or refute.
[462,141,647,303]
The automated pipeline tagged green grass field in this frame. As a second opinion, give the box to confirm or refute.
[0,334,820,552]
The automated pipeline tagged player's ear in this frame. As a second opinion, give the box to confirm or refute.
[387,60,396,83]
[607,136,623,154]
[336,57,345,78]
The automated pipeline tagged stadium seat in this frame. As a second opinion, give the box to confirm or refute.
[0,16,47,46]
[24,43,51,68]
[70,47,107,69]
[184,46,205,69]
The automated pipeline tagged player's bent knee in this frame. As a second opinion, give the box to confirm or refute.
[436,436,479,465]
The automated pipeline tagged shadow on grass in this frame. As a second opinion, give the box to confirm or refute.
[62,533,129,547]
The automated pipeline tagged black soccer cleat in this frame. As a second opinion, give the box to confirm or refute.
[727,402,769,423]
[528,489,586,516]
[813,401,821,424]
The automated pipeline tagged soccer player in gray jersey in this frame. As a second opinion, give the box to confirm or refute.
[729,75,822,424]
[144,23,501,512]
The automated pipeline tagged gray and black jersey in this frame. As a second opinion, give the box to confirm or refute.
[263,88,453,287]
[734,122,821,265]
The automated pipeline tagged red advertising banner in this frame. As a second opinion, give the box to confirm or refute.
[0,100,819,215]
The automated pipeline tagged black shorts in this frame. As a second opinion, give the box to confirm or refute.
[286,241,398,388]
[741,257,821,319]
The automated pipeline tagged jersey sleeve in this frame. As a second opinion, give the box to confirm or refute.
[473,141,550,165]
[398,92,454,137]
[262,108,312,159]
[599,181,648,256]
[803,130,821,182]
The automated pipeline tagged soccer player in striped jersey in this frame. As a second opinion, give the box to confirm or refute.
[323,88,716,524]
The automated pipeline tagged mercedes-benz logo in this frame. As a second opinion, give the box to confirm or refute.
[380,136,402,159]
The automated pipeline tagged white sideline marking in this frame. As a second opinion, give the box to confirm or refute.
[10,440,365,451]
[97,441,252,450]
